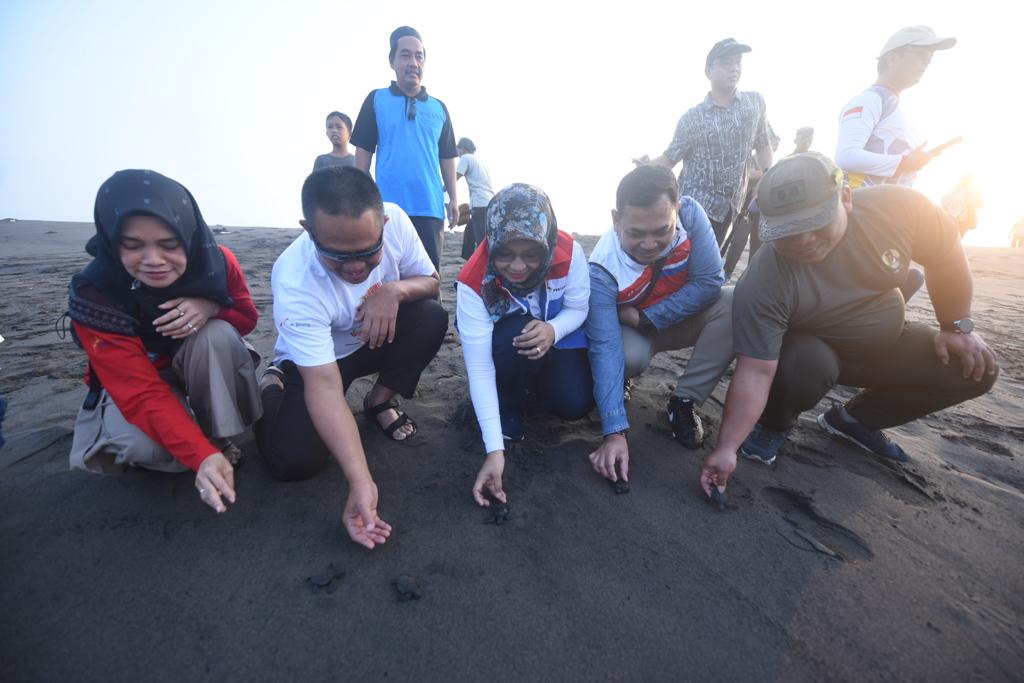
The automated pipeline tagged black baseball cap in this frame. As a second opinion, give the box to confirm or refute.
[706,38,752,68]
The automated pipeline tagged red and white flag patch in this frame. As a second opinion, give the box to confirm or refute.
[841,106,863,121]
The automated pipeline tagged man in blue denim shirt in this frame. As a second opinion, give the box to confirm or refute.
[586,166,734,484]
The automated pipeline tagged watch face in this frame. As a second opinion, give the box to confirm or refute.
[957,318,975,334]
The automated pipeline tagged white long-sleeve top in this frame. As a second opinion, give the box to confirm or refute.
[456,240,590,454]
[835,85,919,188]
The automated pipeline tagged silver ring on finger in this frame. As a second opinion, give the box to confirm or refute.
[197,488,206,496]
[187,322,194,330]
[178,308,185,317]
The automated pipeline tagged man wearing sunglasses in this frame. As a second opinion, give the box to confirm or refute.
[257,166,447,550]
[352,25,459,272]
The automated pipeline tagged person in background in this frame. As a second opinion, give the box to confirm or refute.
[456,137,495,259]
[722,123,781,279]
[67,170,262,514]
[835,26,957,189]
[352,25,459,271]
[835,25,958,301]
[313,111,356,171]
[792,127,814,155]
[635,38,773,248]
[941,173,983,238]
[1010,216,1024,248]
[457,184,591,506]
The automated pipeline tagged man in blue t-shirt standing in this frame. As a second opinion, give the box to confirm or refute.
[352,26,459,271]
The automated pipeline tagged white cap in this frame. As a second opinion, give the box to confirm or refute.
[878,26,956,58]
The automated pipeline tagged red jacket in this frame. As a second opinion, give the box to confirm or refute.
[73,246,257,471]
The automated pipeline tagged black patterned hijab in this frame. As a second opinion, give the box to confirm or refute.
[479,183,558,320]
[68,170,231,355]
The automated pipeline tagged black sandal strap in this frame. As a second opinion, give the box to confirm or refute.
[363,396,400,419]
[381,412,416,439]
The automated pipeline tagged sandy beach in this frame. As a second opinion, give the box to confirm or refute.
[1,219,1022,681]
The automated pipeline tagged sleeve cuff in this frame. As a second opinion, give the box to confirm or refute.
[600,412,630,437]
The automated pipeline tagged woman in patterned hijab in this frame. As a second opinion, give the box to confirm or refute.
[456,183,594,509]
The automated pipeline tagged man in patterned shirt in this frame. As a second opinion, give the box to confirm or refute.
[636,38,774,247]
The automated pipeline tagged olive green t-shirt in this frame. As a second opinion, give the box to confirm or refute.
[733,185,961,361]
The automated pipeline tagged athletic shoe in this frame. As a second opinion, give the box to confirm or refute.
[740,423,790,465]
[666,395,705,448]
[817,405,909,462]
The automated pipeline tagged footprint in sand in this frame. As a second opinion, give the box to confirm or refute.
[762,486,874,562]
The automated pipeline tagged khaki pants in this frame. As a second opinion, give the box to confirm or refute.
[69,320,262,474]
[622,287,734,404]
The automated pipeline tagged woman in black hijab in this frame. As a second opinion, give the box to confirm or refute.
[67,170,262,514]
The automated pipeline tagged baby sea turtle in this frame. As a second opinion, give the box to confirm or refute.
[483,490,512,525]
[708,486,727,512]
[306,563,345,594]
[609,461,629,494]
[393,574,422,602]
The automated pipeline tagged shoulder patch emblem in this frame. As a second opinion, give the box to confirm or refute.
[881,249,902,272]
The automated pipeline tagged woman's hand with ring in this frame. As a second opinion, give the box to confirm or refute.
[513,320,556,360]
[155,297,221,339]
[195,452,235,513]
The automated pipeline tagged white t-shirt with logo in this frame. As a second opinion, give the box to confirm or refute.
[271,203,436,366]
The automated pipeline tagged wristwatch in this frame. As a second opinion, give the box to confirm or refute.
[940,317,974,334]
[604,429,628,440]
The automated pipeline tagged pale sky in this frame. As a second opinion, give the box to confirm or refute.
[1,0,1020,246]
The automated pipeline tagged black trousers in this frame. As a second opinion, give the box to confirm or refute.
[256,299,448,480]
[460,207,488,260]
[760,322,998,432]
[491,313,594,437]
[410,216,444,272]
[709,209,734,247]
[722,210,762,279]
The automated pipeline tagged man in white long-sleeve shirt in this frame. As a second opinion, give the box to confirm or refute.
[835,26,956,189]
[836,25,957,302]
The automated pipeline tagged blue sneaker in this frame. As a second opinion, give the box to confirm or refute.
[817,405,909,462]
[740,423,790,465]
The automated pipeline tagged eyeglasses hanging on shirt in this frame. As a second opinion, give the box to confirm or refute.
[406,97,417,121]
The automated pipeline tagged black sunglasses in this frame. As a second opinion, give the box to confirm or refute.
[406,97,417,121]
[310,231,384,263]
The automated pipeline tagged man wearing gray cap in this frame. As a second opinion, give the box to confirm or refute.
[698,153,998,497]
[835,26,957,189]
[636,38,773,247]
[352,26,459,271]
